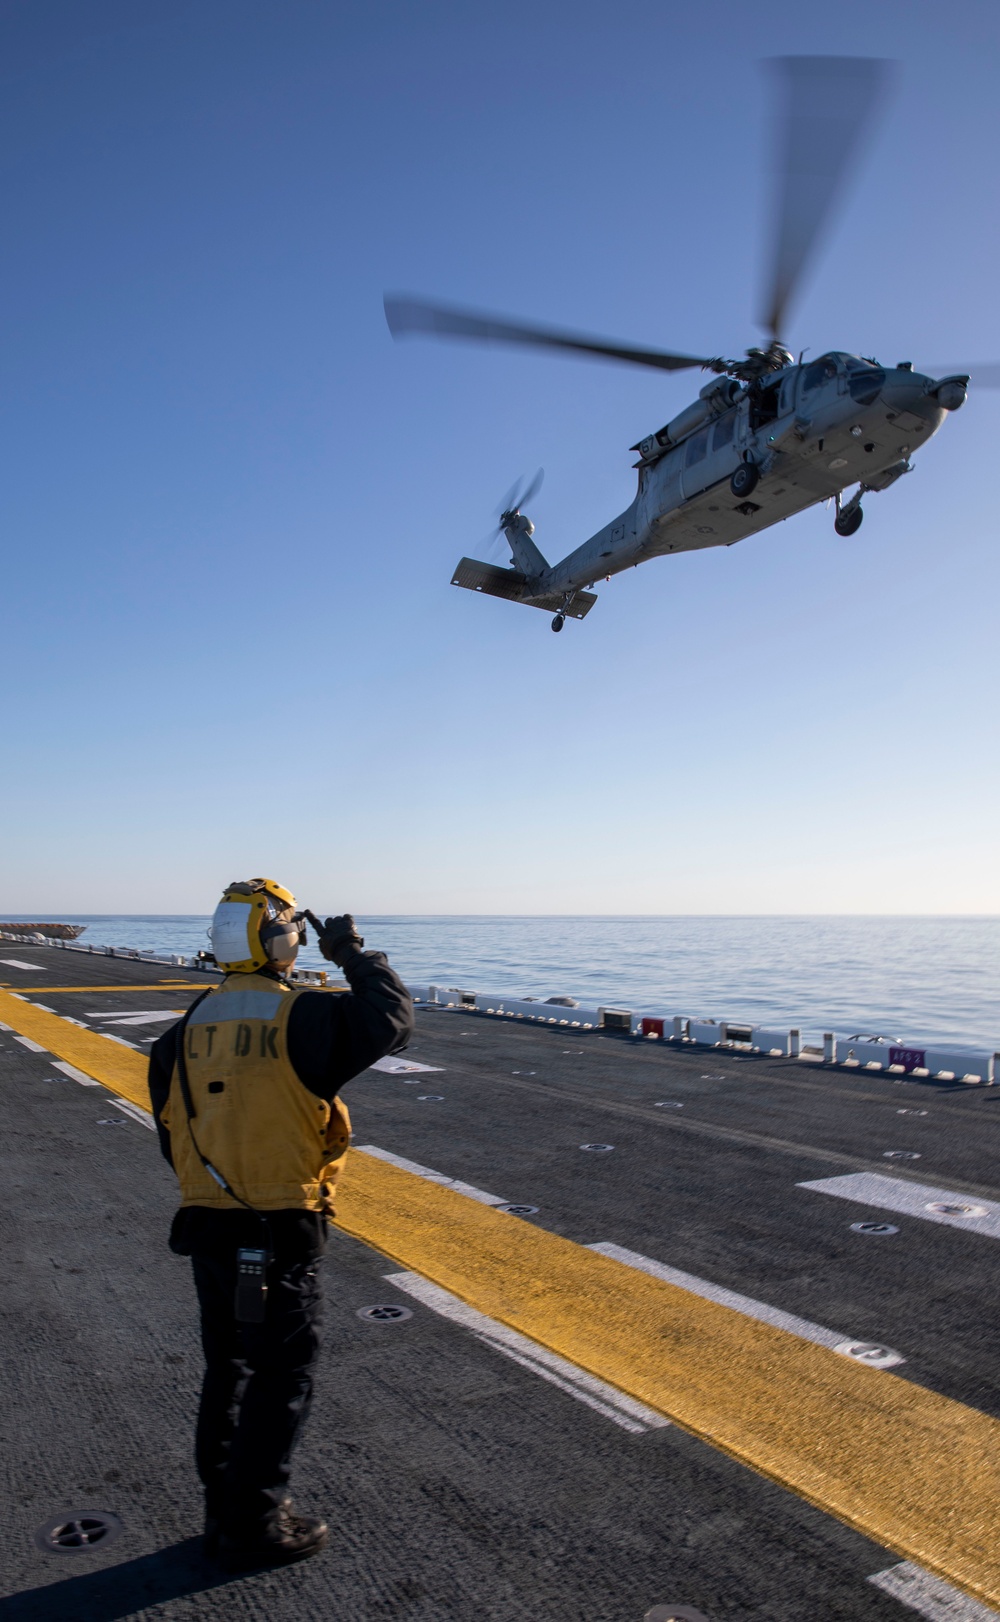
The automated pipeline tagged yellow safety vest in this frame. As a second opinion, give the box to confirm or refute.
[160,971,352,1214]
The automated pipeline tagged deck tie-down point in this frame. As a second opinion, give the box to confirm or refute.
[34,1509,123,1553]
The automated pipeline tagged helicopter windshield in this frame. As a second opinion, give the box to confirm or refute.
[801,354,840,391]
[844,355,885,404]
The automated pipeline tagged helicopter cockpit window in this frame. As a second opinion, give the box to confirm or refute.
[848,364,885,405]
[712,412,736,452]
[802,355,839,391]
[685,427,709,467]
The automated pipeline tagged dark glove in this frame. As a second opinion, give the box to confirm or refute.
[306,911,364,967]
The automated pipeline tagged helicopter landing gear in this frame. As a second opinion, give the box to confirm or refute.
[834,490,864,536]
[834,507,863,536]
[551,613,565,633]
[731,461,760,498]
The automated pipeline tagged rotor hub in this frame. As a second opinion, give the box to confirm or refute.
[708,342,795,383]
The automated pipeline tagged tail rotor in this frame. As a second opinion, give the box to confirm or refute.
[486,468,544,562]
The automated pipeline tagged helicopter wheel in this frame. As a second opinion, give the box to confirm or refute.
[834,506,864,537]
[730,461,760,498]
[551,613,565,633]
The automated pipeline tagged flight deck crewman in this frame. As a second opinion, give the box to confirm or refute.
[148,878,414,1568]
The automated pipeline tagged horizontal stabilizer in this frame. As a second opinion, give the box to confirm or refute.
[451,558,597,620]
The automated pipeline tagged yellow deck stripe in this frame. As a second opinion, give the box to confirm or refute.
[0,983,346,994]
[0,988,153,1109]
[335,1160,1000,1608]
[0,983,202,992]
[2,983,998,1605]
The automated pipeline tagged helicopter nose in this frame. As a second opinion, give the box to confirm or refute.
[880,369,949,426]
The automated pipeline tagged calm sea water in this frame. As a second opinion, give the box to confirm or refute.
[4,914,997,1053]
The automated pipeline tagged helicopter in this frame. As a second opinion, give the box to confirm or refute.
[385,56,998,631]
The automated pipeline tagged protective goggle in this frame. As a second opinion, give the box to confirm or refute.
[259,911,308,960]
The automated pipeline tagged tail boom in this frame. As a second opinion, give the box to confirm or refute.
[451,558,597,620]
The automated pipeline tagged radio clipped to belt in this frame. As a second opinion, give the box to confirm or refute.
[234,1248,269,1323]
[175,995,272,1324]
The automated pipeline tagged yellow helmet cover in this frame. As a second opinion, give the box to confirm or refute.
[210,878,298,973]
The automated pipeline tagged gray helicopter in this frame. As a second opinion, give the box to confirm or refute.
[386,57,998,632]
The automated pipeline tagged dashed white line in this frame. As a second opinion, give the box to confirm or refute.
[370,1056,444,1074]
[51,1061,101,1086]
[109,1098,156,1131]
[13,1035,48,1054]
[86,1010,183,1026]
[0,960,47,971]
[868,1561,1000,1619]
[798,1173,1000,1240]
[588,1243,905,1370]
[356,1145,507,1206]
[384,1270,669,1435]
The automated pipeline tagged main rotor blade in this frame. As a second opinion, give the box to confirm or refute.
[760,56,895,341]
[385,295,712,374]
[926,363,1000,388]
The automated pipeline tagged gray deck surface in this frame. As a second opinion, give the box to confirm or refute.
[2,941,998,1620]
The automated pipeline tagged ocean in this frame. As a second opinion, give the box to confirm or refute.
[3,914,997,1054]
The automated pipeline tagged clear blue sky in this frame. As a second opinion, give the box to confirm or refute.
[2,0,997,915]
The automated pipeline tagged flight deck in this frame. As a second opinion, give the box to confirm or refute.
[2,941,1000,1621]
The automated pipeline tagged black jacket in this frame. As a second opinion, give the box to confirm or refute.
[148,948,414,1259]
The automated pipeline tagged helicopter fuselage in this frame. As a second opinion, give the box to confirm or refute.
[514,354,958,609]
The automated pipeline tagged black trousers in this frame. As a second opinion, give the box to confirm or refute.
[191,1249,323,1526]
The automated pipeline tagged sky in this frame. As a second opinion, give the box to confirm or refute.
[1,0,997,915]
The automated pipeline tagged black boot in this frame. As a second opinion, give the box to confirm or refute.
[218,1504,328,1568]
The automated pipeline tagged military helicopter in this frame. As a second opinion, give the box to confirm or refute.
[386,57,997,631]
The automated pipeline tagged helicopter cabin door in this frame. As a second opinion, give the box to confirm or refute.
[748,375,784,433]
[679,401,744,502]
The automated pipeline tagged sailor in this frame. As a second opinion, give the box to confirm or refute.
[148,879,413,1567]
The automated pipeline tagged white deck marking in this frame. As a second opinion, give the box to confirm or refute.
[101,1033,141,1049]
[356,1145,506,1206]
[588,1243,905,1369]
[0,960,47,971]
[798,1172,1000,1239]
[868,1561,1000,1619]
[51,1061,100,1086]
[385,1270,669,1435]
[109,1098,156,1131]
[31,1004,57,1013]
[0,1021,11,1032]
[13,1035,47,1054]
[86,1009,183,1026]
[369,1056,443,1074]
